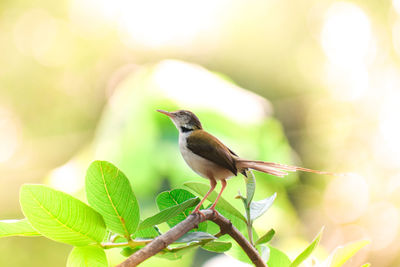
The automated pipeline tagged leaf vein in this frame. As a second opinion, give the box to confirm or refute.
[28,190,98,244]
[99,163,130,237]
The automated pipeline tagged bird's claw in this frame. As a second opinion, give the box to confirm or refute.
[191,209,206,220]
[209,207,218,218]
[191,207,219,220]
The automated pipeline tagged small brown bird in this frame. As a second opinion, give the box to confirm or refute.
[157,109,335,214]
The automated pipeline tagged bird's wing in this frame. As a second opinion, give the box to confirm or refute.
[186,130,238,175]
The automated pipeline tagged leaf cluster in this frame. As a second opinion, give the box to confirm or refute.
[0,161,369,266]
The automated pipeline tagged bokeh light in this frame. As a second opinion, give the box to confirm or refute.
[323,174,369,224]
[394,0,400,15]
[152,60,271,124]
[68,0,116,38]
[117,0,228,48]
[321,2,373,101]
[13,9,74,67]
[362,201,399,251]
[0,106,20,163]
[47,160,84,194]
[378,90,400,164]
[321,2,372,67]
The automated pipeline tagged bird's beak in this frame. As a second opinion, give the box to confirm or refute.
[157,109,175,118]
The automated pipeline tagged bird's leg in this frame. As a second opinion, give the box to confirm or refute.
[210,179,227,212]
[192,178,216,216]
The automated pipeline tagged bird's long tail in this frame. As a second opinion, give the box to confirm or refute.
[236,159,342,177]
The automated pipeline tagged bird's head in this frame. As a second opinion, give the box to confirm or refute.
[157,109,202,133]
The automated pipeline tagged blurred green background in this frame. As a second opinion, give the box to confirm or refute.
[1,0,400,266]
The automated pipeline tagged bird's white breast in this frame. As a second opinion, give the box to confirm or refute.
[178,132,234,181]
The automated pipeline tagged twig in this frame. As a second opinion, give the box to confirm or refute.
[101,239,152,249]
[236,190,255,246]
[116,210,266,267]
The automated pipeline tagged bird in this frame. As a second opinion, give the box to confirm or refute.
[157,109,337,214]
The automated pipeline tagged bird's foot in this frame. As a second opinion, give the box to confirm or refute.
[191,209,206,220]
[209,206,219,218]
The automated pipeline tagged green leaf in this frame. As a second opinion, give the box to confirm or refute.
[255,229,275,245]
[250,193,276,221]
[156,246,196,261]
[67,246,108,267]
[111,235,128,243]
[361,263,371,267]
[245,170,256,206]
[203,203,249,241]
[202,241,232,253]
[134,225,159,239]
[290,228,323,267]
[184,182,246,222]
[0,219,40,237]
[20,184,106,246]
[86,161,140,237]
[138,197,199,230]
[175,232,215,243]
[259,244,270,262]
[227,242,252,263]
[268,245,291,267]
[157,189,207,232]
[121,246,143,257]
[326,239,370,267]
[202,201,258,264]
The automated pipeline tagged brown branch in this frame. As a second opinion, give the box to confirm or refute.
[116,210,266,267]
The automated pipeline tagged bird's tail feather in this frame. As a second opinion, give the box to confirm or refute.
[236,159,342,178]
